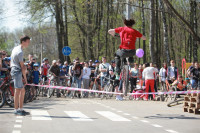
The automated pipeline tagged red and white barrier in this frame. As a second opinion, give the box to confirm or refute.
[26,84,200,96]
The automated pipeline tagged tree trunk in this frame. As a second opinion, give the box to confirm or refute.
[149,0,156,63]
[105,0,110,57]
[55,0,64,63]
[160,0,170,65]
[191,0,198,61]
[86,0,93,60]
[63,0,70,63]
[141,0,146,63]
[163,0,200,42]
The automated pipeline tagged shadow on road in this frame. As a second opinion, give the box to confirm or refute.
[144,114,200,120]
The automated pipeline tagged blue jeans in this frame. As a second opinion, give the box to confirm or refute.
[73,76,82,88]
[190,79,200,90]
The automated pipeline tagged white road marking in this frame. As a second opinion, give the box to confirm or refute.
[64,111,93,121]
[151,124,163,128]
[16,116,23,119]
[15,120,22,123]
[110,108,116,111]
[96,111,131,121]
[166,130,179,133]
[140,120,149,123]
[132,116,139,119]
[12,130,21,133]
[14,124,22,128]
[123,113,130,115]
[31,110,52,120]
[117,111,123,113]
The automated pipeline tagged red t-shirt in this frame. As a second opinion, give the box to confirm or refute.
[41,63,50,76]
[115,27,142,50]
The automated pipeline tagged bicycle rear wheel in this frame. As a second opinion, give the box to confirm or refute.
[122,65,129,96]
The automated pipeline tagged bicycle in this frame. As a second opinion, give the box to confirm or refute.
[101,76,114,100]
[47,76,59,98]
[90,77,100,98]
[0,75,15,108]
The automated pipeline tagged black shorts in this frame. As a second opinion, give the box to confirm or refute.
[90,77,95,82]
[113,80,120,88]
[42,75,48,81]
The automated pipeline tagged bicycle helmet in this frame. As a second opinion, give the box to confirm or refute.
[62,65,67,69]
[33,63,39,67]
[95,60,100,63]
[3,57,11,61]
[43,58,48,62]
[111,60,115,63]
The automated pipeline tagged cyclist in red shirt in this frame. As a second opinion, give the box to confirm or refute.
[108,19,146,74]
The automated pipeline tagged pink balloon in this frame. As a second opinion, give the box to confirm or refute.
[136,49,144,58]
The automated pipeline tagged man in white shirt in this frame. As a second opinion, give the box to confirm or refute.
[142,63,158,100]
[99,57,110,91]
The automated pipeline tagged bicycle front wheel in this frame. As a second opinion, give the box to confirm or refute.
[122,65,129,96]
[0,89,5,108]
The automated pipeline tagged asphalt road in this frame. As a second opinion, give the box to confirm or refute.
[0,97,200,133]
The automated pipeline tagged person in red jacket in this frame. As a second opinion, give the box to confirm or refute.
[108,19,146,75]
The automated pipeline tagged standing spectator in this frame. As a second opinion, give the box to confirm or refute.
[0,51,8,77]
[28,54,33,63]
[99,57,110,91]
[159,63,167,90]
[142,63,158,100]
[57,59,62,70]
[109,60,116,92]
[40,58,50,96]
[150,63,159,92]
[89,60,95,89]
[72,57,83,98]
[82,62,91,97]
[49,60,61,97]
[167,60,178,84]
[11,35,31,116]
[190,62,200,90]
[94,60,101,91]
[0,51,3,78]
[130,63,139,93]
[187,62,195,86]
[68,62,75,87]
[63,61,69,74]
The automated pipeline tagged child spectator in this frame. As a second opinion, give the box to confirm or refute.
[32,63,40,85]
[130,63,139,93]
[82,62,91,98]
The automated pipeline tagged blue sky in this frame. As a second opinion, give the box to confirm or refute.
[1,0,27,31]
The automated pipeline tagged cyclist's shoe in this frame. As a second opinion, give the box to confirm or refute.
[21,110,30,115]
